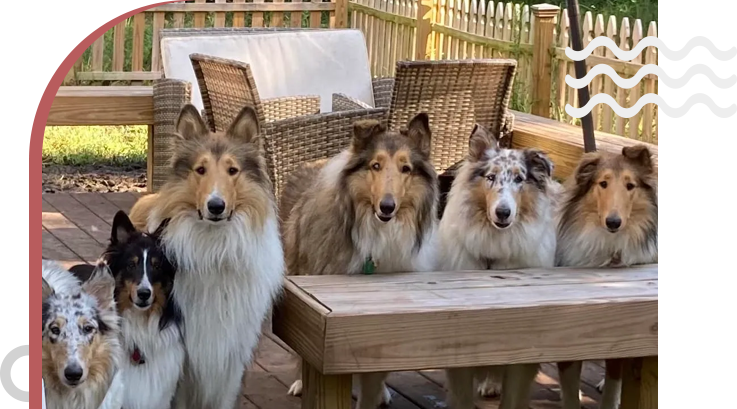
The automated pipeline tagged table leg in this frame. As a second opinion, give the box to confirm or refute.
[621,356,657,409]
[301,361,352,409]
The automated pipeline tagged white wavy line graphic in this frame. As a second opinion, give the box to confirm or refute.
[566,64,737,89]
[565,93,737,118]
[566,36,737,61]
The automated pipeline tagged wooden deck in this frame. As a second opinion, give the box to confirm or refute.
[42,192,607,409]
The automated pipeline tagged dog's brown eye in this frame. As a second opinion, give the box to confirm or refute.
[599,181,608,189]
[228,167,239,176]
[83,325,95,335]
[195,166,206,175]
[128,261,136,269]
[371,163,381,171]
[50,327,60,336]
[402,165,412,174]
[487,174,496,183]
[514,175,524,184]
[626,183,636,191]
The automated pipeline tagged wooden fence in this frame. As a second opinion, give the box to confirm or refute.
[70,0,349,83]
[348,0,658,143]
[69,0,657,143]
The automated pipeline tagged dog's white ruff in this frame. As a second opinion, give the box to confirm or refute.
[148,209,284,409]
[119,310,185,409]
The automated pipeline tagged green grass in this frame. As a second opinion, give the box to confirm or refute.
[43,126,147,166]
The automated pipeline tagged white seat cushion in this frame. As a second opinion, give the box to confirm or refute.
[161,29,374,113]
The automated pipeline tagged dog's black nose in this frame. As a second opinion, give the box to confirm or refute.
[495,206,511,221]
[137,288,152,302]
[64,365,83,382]
[606,216,622,231]
[207,198,226,215]
[379,197,396,215]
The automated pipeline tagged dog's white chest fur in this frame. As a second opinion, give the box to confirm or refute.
[557,226,657,267]
[153,211,284,407]
[119,310,184,409]
[352,218,437,273]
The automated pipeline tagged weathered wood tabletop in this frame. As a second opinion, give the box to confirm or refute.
[273,265,658,409]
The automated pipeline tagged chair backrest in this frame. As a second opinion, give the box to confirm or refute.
[160,28,376,112]
[387,59,517,172]
[190,54,265,133]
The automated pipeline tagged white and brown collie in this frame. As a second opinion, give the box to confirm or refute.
[437,124,568,409]
[102,210,184,409]
[42,260,123,409]
[280,114,439,409]
[128,104,285,409]
[556,145,658,409]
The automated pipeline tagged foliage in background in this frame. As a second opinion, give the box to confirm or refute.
[43,126,147,166]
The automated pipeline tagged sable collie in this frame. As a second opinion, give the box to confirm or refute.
[556,145,658,409]
[281,114,438,409]
[437,124,567,409]
[102,210,184,409]
[128,104,284,409]
[42,260,123,409]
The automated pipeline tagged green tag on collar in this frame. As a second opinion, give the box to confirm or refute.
[362,257,376,275]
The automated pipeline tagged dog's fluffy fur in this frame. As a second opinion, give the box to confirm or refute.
[42,260,123,409]
[101,211,185,409]
[281,114,439,409]
[128,104,284,409]
[556,145,658,409]
[437,124,561,409]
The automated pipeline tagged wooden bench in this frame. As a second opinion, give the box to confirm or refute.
[272,265,658,409]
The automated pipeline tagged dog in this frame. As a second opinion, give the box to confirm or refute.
[128,104,284,409]
[437,124,565,409]
[281,114,438,409]
[555,145,658,409]
[98,210,184,409]
[42,260,123,409]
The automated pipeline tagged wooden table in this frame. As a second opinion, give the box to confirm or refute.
[273,265,658,409]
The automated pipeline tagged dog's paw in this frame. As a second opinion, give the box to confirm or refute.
[596,379,605,393]
[477,378,502,398]
[381,385,392,406]
[288,380,303,396]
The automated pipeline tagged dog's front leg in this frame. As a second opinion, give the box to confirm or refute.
[445,367,476,409]
[557,361,583,409]
[287,357,303,396]
[356,372,390,409]
[599,359,623,409]
[498,363,538,409]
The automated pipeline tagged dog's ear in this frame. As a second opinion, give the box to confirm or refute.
[574,153,601,189]
[524,149,554,186]
[82,261,116,312]
[175,104,209,141]
[151,218,171,241]
[227,105,260,145]
[351,119,385,152]
[622,145,654,173]
[406,113,432,157]
[468,124,497,162]
[42,277,54,303]
[111,210,136,245]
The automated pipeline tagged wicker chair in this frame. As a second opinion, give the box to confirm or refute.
[190,54,387,199]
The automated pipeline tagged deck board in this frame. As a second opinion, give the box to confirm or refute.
[40,192,605,409]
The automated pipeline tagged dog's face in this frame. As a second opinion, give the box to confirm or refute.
[42,264,116,389]
[466,124,553,229]
[573,145,655,233]
[343,114,436,223]
[107,211,175,313]
[171,105,272,223]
